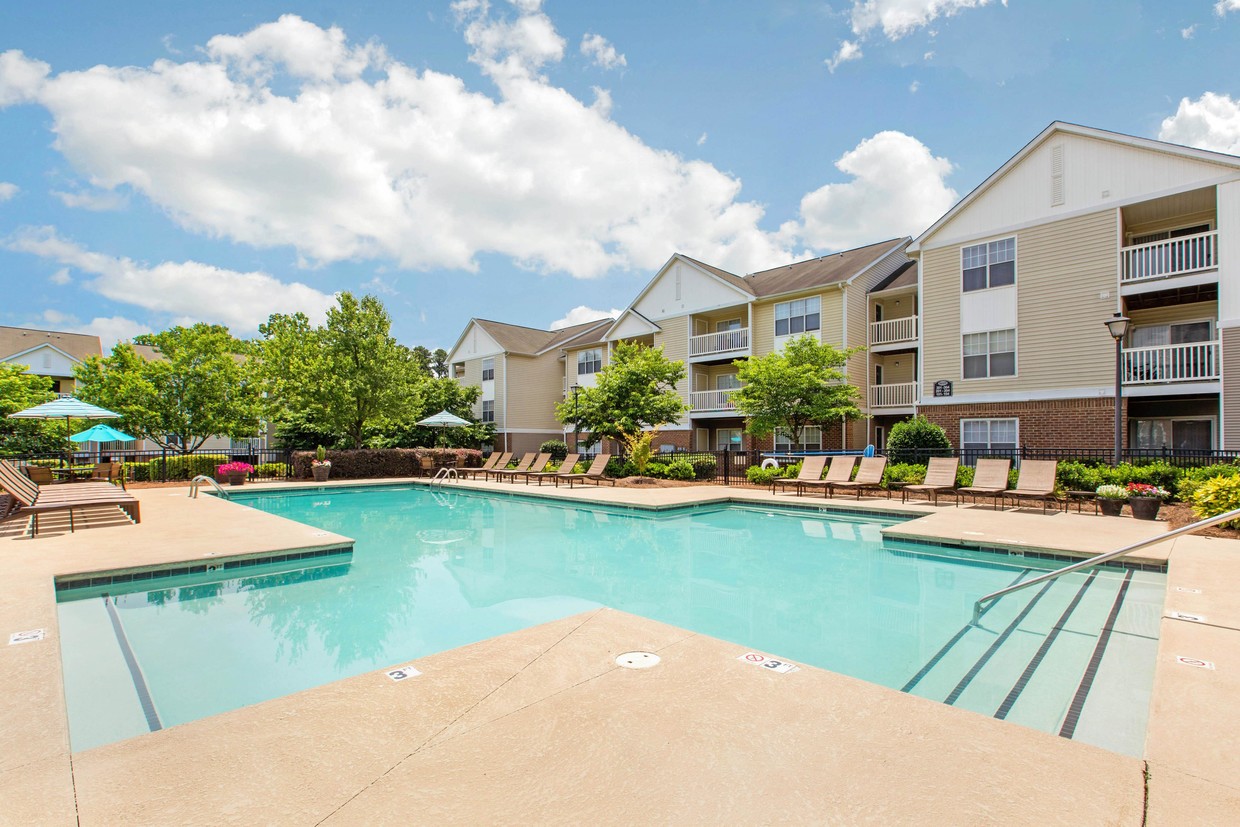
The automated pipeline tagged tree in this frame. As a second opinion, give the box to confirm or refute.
[885,416,952,464]
[0,364,59,456]
[732,336,863,448]
[554,341,687,447]
[431,348,449,379]
[372,377,494,448]
[74,324,263,454]
[410,346,434,378]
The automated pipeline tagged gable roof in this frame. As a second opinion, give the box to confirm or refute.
[909,121,1240,253]
[468,317,613,357]
[742,238,908,297]
[675,255,755,295]
[869,260,917,294]
[0,325,102,364]
[600,307,661,342]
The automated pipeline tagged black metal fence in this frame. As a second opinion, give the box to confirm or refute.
[2,448,295,482]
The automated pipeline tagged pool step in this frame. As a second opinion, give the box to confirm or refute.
[902,568,1150,755]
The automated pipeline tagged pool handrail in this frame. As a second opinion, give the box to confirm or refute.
[971,505,1240,625]
[189,474,231,499]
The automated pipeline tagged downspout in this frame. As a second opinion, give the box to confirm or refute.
[841,284,848,452]
[502,354,510,452]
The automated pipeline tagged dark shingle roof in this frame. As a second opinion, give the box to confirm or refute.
[869,260,917,293]
[0,326,102,364]
[473,318,612,356]
[743,239,906,297]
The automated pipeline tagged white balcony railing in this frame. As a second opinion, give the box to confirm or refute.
[1123,341,1219,384]
[869,382,917,408]
[869,316,918,346]
[689,327,750,358]
[1120,231,1218,283]
[690,388,740,412]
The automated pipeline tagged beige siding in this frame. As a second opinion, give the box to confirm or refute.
[844,284,869,392]
[653,315,691,419]
[921,209,1118,397]
[564,344,608,387]
[751,289,841,357]
[873,354,915,385]
[1224,328,1240,449]
[461,358,483,419]
[493,356,506,426]
[503,354,564,431]
[690,306,750,335]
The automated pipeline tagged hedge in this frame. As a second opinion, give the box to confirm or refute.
[290,448,482,479]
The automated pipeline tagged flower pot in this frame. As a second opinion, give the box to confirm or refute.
[1129,498,1161,521]
[227,472,247,486]
[1098,498,1126,517]
[312,465,331,483]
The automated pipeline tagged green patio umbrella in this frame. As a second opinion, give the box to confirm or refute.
[417,410,471,447]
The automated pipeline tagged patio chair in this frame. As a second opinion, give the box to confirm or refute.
[23,465,55,484]
[901,457,960,505]
[955,459,1012,509]
[495,453,551,484]
[799,455,858,496]
[828,456,888,499]
[487,452,537,482]
[0,460,141,536]
[1001,460,1062,513]
[560,454,617,488]
[90,461,127,489]
[771,456,827,496]
[525,454,580,486]
[459,452,510,480]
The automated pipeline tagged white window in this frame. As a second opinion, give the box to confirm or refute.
[963,329,1015,378]
[962,238,1015,292]
[716,318,742,332]
[481,400,494,423]
[716,428,744,451]
[577,349,602,375]
[1130,320,1213,348]
[774,426,822,453]
[774,297,821,338]
[481,358,495,381]
[961,418,1018,456]
[1131,419,1214,452]
[716,373,741,390]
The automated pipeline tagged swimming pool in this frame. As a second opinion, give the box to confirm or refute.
[56,485,1164,754]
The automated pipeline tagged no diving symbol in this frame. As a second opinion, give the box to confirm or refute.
[743,652,765,663]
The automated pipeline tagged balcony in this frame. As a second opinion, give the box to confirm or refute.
[869,382,917,408]
[869,316,918,347]
[1121,231,1217,284]
[690,388,739,412]
[1123,341,1219,385]
[689,327,750,360]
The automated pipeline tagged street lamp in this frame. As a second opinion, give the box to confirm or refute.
[1104,312,1131,466]
[570,384,582,455]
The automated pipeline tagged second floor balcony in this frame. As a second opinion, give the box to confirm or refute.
[869,382,917,408]
[869,315,918,348]
[1121,230,1217,284]
[689,327,750,361]
[1123,340,1219,385]
[690,388,739,412]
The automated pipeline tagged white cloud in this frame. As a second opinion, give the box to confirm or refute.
[5,226,337,333]
[797,131,957,250]
[24,311,150,349]
[49,267,71,285]
[580,33,626,70]
[826,40,863,73]
[52,188,128,211]
[697,132,707,146]
[909,80,921,93]
[1181,24,1198,39]
[1216,0,1240,16]
[549,305,621,330]
[924,50,936,60]
[0,12,804,280]
[850,0,997,41]
[0,182,17,202]
[1159,92,1240,155]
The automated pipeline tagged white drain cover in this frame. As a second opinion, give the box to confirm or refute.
[615,651,661,669]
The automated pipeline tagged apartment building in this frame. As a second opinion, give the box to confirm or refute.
[907,122,1240,454]
[0,325,102,395]
[446,317,614,453]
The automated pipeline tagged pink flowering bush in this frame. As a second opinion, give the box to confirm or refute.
[217,462,255,475]
[1125,482,1169,499]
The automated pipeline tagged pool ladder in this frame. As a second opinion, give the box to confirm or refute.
[971,504,1240,624]
[188,474,231,499]
[429,467,458,486]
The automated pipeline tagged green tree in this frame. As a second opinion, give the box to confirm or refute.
[555,341,687,447]
[410,345,434,378]
[0,363,60,456]
[372,377,493,448]
[74,324,263,454]
[732,336,864,447]
[885,416,952,464]
[431,348,449,379]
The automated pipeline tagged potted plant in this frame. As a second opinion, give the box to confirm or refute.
[218,461,254,486]
[312,445,332,482]
[1126,482,1169,521]
[1095,484,1128,517]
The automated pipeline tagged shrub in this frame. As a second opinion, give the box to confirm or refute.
[290,448,482,479]
[1095,484,1128,500]
[539,440,569,462]
[884,462,926,486]
[666,458,695,480]
[691,455,717,480]
[1177,463,1240,500]
[746,465,781,486]
[955,466,974,488]
[884,417,952,464]
[1190,474,1240,527]
[1055,461,1107,493]
[644,461,669,479]
[127,454,230,482]
[254,462,288,478]
[605,457,637,478]
[781,461,803,478]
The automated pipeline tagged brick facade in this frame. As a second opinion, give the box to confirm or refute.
[920,397,1127,451]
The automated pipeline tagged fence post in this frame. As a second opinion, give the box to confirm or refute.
[160,447,167,483]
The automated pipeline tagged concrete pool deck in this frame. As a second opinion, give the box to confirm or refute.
[1,478,1237,824]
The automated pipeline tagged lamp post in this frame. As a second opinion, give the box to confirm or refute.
[570,385,582,455]
[1104,313,1131,466]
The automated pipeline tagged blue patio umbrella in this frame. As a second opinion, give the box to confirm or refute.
[69,423,136,443]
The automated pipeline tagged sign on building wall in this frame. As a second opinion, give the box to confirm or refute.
[934,380,953,398]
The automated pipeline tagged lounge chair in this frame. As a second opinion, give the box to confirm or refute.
[829,456,888,499]
[23,465,56,484]
[901,457,960,505]
[0,460,140,536]
[1002,460,1061,512]
[90,461,126,489]
[458,452,508,480]
[496,453,551,484]
[955,458,1012,509]
[799,455,858,496]
[487,452,537,482]
[560,454,617,487]
[525,454,580,486]
[771,456,827,496]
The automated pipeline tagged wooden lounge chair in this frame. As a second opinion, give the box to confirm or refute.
[901,457,960,505]
[560,454,616,488]
[487,452,537,482]
[955,458,1012,509]
[458,452,509,480]
[0,460,140,536]
[1002,460,1061,512]
[829,456,888,499]
[771,456,827,495]
[799,455,858,496]
[499,453,552,484]
[526,454,580,486]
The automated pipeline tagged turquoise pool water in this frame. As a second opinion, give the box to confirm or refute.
[57,485,1165,754]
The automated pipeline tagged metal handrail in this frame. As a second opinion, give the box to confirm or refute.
[971,505,1240,624]
[429,467,458,486]
[188,474,231,499]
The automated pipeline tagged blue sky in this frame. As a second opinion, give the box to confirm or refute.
[1,0,1238,351]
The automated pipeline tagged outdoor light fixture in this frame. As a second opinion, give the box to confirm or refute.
[1104,313,1131,466]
